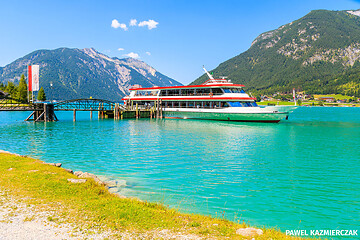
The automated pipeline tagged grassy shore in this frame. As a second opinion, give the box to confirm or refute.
[257,101,360,107]
[0,152,309,239]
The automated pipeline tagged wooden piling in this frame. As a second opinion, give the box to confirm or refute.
[160,99,163,119]
[73,109,76,122]
[135,103,138,119]
[44,103,47,122]
[98,103,101,119]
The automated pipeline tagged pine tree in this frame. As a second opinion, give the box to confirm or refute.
[5,82,17,98]
[17,74,28,102]
[37,87,46,101]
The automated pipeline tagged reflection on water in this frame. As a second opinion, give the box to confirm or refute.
[0,107,359,239]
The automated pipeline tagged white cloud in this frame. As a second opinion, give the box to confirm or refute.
[146,51,151,56]
[123,52,140,59]
[138,19,159,30]
[118,48,125,51]
[111,19,128,31]
[130,19,137,26]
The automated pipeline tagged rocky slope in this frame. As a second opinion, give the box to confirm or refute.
[192,10,360,96]
[0,48,181,101]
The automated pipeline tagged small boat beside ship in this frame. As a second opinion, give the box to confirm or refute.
[122,67,297,123]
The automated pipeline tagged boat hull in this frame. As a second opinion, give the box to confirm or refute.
[163,107,290,123]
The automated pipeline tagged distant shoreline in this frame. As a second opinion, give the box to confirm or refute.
[257,102,360,107]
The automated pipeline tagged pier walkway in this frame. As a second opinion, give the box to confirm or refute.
[0,98,161,122]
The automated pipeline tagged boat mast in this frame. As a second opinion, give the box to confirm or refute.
[203,66,214,80]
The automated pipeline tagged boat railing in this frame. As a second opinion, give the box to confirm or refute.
[159,92,223,97]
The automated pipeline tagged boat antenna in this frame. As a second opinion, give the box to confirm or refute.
[203,66,214,80]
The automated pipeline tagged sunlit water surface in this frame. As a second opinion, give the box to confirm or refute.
[0,107,359,238]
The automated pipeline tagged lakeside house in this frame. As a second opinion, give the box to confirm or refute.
[261,95,275,101]
[319,97,335,103]
[337,99,347,103]
[0,90,9,99]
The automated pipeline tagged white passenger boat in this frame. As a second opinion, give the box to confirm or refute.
[122,67,297,123]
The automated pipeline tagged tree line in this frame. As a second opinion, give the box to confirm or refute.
[0,74,46,102]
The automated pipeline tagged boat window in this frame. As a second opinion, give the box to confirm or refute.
[211,88,223,95]
[167,89,181,96]
[181,89,195,96]
[135,90,150,96]
[223,88,231,93]
[220,102,229,108]
[162,101,237,108]
[222,88,245,94]
[227,101,255,107]
[228,102,242,107]
[196,88,211,95]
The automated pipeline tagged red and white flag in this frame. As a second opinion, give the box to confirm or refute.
[28,65,40,91]
[293,88,296,101]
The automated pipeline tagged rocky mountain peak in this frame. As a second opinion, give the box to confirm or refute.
[191,9,360,97]
[347,9,360,17]
[0,48,182,101]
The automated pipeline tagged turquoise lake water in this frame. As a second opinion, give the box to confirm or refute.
[0,107,359,238]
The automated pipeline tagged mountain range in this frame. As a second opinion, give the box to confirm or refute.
[0,48,181,101]
[192,9,360,97]
[2,9,360,100]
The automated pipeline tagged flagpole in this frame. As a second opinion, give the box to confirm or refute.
[27,65,29,103]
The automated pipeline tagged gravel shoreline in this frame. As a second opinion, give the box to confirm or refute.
[0,190,112,240]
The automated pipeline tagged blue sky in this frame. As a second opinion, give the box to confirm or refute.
[1,0,360,84]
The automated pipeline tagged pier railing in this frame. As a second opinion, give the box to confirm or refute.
[0,98,35,111]
[53,98,118,111]
[0,98,162,122]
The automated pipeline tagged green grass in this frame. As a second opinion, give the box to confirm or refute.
[313,94,355,100]
[257,101,296,106]
[0,153,309,239]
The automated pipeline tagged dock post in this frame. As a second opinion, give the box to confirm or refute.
[102,103,104,118]
[43,103,47,122]
[90,108,93,120]
[73,109,76,122]
[25,111,35,121]
[136,103,138,119]
[160,99,163,119]
[98,103,101,119]
[156,99,160,118]
[117,103,119,119]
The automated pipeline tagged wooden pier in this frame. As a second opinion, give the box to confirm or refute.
[25,103,58,122]
[1,98,163,122]
[102,101,163,120]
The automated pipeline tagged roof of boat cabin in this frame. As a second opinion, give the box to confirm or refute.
[129,82,245,91]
